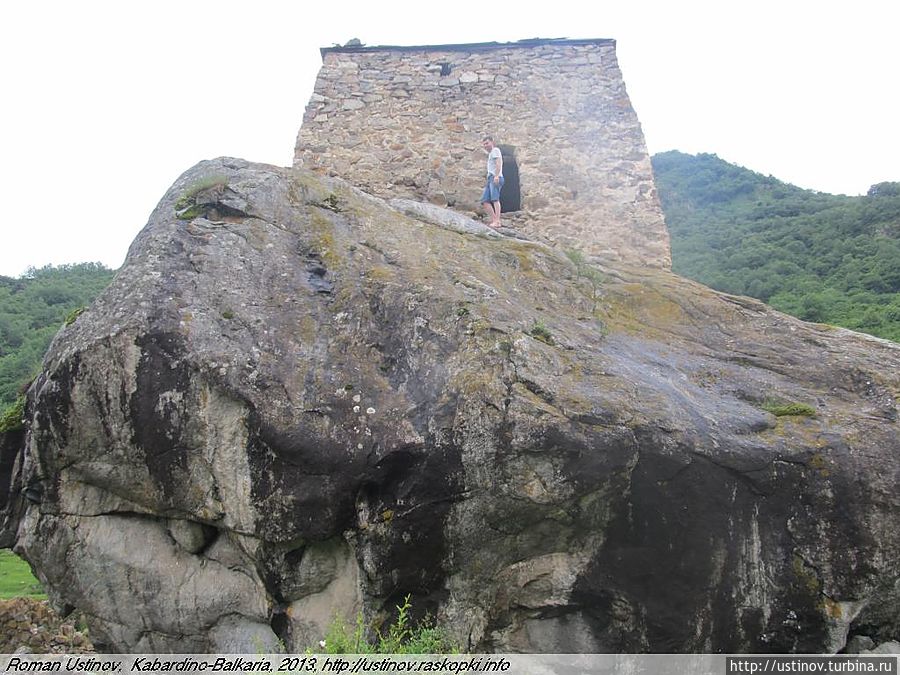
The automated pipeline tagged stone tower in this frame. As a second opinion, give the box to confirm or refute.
[294,38,671,268]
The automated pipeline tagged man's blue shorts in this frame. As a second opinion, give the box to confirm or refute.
[481,174,505,203]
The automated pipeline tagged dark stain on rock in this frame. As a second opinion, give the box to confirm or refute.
[36,357,81,451]
[246,410,364,543]
[570,445,752,651]
[28,360,83,512]
[0,428,25,514]
[0,427,26,546]
[568,425,879,652]
[269,605,291,647]
[303,251,334,295]
[260,543,306,605]
[130,332,191,501]
[356,436,464,623]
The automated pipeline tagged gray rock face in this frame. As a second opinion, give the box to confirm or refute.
[2,158,899,653]
[388,199,502,238]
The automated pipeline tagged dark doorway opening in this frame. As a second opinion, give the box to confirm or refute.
[498,145,521,212]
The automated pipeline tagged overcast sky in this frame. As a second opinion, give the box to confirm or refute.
[1,0,897,277]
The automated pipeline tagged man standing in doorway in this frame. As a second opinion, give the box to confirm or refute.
[481,136,504,228]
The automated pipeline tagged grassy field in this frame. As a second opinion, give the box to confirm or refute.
[0,549,45,599]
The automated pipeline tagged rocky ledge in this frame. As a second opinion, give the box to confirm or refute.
[1,158,898,653]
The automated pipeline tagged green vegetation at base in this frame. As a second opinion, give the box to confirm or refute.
[0,263,114,410]
[316,595,456,654]
[653,151,900,343]
[0,550,45,599]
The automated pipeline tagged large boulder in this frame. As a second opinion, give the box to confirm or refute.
[2,158,899,652]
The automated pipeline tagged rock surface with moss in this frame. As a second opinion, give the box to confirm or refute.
[1,158,899,653]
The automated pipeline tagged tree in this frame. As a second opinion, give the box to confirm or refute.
[0,263,114,409]
[653,151,900,343]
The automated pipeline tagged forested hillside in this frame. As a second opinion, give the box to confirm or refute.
[652,151,900,342]
[0,264,114,412]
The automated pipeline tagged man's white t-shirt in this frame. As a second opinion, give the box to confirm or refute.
[486,147,502,176]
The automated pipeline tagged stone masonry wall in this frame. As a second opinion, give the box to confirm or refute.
[294,40,671,268]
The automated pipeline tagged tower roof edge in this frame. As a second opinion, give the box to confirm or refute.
[319,37,616,60]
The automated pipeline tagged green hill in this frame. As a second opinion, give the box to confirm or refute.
[652,151,900,342]
[0,263,115,411]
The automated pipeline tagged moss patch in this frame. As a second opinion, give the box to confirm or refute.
[792,554,821,595]
[602,282,687,337]
[64,307,85,326]
[762,400,816,417]
[0,396,25,433]
[308,212,342,268]
[808,452,830,477]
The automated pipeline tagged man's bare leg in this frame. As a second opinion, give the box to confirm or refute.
[483,201,499,227]
[492,200,501,227]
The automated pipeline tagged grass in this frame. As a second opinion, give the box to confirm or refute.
[0,550,45,599]
[564,248,605,313]
[174,174,229,219]
[316,595,456,654]
[529,320,555,345]
[178,174,229,203]
[320,193,342,212]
